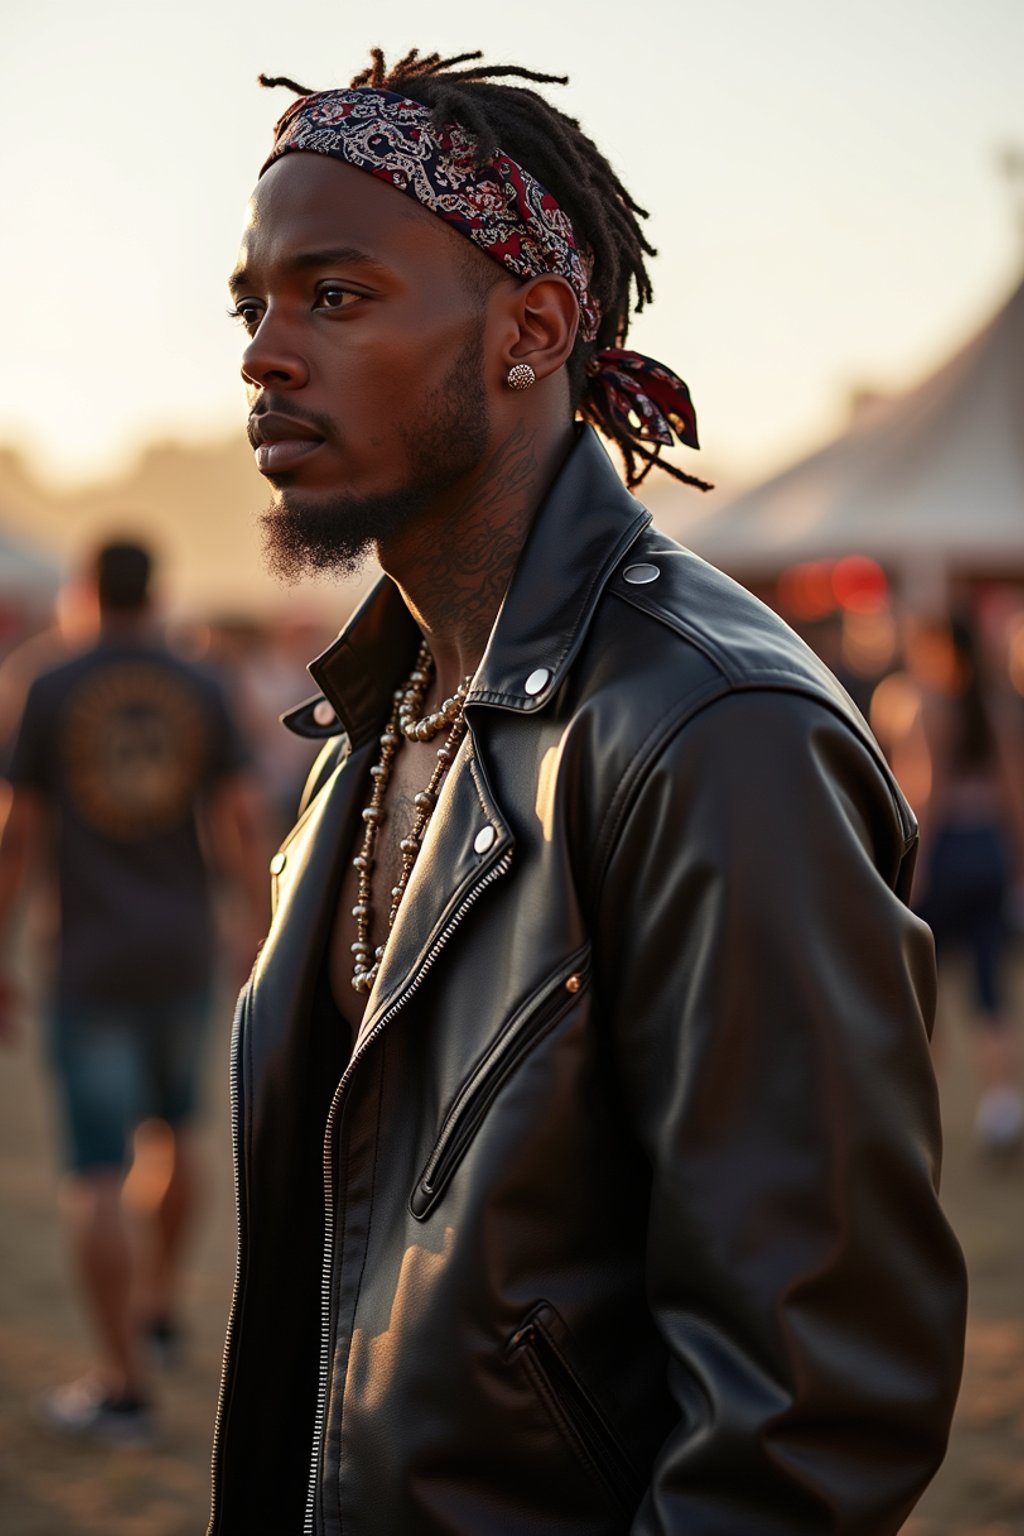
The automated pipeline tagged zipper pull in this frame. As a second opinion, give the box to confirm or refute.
[508,1322,536,1353]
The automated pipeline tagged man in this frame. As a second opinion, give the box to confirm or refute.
[0,540,266,1442]
[211,50,966,1534]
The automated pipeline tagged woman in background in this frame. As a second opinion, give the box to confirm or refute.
[906,613,1024,1154]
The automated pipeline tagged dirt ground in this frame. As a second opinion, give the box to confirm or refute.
[1,957,1022,1535]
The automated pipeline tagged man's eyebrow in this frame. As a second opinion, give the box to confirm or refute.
[228,247,389,295]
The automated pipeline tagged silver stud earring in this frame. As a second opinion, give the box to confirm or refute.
[506,363,536,391]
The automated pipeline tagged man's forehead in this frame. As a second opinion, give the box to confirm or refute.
[249,154,440,243]
[233,153,473,286]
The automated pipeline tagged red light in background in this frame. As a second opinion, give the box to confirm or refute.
[831,555,887,613]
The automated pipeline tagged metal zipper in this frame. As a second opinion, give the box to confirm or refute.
[411,953,590,1219]
[303,847,514,1536]
[207,985,250,1535]
[508,1307,642,1516]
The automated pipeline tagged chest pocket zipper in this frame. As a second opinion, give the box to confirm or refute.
[410,949,591,1220]
[507,1301,642,1517]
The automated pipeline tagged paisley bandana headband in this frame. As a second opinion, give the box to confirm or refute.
[261,83,706,483]
[262,85,602,341]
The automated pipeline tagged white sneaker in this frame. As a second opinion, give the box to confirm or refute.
[36,1378,158,1446]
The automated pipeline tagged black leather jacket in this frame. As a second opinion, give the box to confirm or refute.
[209,428,966,1535]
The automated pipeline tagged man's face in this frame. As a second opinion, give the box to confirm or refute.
[230,153,503,578]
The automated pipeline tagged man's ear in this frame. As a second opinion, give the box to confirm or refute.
[500,275,579,383]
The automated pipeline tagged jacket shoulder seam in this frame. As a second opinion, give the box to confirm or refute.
[591,682,913,903]
[603,586,914,848]
[610,584,842,692]
[591,680,731,895]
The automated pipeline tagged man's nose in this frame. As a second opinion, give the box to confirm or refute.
[241,318,309,390]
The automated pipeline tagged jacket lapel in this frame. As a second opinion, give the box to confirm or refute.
[251,739,374,1063]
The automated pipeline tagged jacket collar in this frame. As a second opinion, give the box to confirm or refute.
[308,425,651,746]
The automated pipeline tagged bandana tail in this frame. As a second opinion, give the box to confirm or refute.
[592,349,701,451]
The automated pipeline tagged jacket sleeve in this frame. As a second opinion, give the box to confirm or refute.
[596,687,966,1535]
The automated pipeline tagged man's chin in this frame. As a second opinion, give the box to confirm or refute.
[259,498,376,585]
[258,476,433,582]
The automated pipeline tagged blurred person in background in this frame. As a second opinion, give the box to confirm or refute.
[0,538,268,1444]
[906,613,1024,1154]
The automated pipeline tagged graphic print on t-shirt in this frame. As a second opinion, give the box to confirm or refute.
[62,663,208,839]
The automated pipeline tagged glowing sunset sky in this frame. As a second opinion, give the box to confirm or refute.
[4,0,1023,489]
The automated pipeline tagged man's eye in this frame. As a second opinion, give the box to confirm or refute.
[228,302,262,334]
[316,284,359,311]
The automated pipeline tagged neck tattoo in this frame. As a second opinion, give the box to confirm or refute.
[351,641,473,994]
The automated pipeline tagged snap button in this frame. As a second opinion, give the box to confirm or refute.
[312,699,336,727]
[269,852,287,875]
[565,974,582,994]
[623,563,661,585]
[474,825,496,855]
[524,667,551,696]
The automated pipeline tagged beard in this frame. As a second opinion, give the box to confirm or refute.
[260,319,491,583]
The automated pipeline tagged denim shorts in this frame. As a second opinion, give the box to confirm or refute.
[48,992,213,1173]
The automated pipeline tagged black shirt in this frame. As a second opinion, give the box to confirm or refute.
[8,637,249,1004]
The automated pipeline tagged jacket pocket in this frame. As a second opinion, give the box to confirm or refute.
[505,1301,642,1517]
[409,947,591,1220]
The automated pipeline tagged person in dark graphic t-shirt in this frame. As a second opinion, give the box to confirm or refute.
[0,540,268,1444]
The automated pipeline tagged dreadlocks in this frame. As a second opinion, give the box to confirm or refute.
[260,50,711,491]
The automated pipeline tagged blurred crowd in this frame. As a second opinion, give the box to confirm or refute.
[781,557,1024,1156]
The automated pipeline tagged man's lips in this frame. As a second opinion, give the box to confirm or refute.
[255,438,324,474]
[248,411,326,476]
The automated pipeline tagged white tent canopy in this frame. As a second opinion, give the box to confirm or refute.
[666,273,1024,577]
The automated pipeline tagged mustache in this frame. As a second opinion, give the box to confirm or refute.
[246,399,337,451]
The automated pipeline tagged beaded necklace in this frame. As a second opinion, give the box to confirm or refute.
[350,641,472,994]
